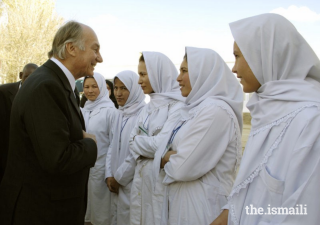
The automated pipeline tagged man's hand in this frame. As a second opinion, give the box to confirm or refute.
[106,177,120,194]
[210,209,228,225]
[160,150,177,168]
[83,130,97,144]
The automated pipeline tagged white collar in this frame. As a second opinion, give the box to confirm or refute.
[50,57,75,91]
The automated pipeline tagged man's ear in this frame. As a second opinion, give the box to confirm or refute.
[19,72,23,79]
[65,42,77,57]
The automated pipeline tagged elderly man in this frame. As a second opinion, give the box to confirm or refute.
[0,21,102,225]
[0,63,38,183]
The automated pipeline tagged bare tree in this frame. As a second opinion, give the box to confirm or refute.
[0,0,63,84]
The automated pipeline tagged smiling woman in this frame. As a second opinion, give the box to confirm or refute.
[160,47,243,225]
[83,77,100,101]
[81,72,118,225]
[177,56,192,97]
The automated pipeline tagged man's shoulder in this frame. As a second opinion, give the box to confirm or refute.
[23,71,57,89]
[0,82,20,92]
[17,69,64,101]
[24,61,63,88]
[29,60,64,79]
[31,60,58,76]
[28,60,71,91]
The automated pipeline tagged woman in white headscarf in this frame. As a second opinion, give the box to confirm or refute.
[81,72,118,225]
[129,52,185,225]
[105,70,146,225]
[212,13,320,225]
[159,47,243,225]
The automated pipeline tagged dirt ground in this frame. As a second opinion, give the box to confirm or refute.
[241,113,252,151]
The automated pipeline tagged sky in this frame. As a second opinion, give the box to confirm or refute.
[55,0,320,79]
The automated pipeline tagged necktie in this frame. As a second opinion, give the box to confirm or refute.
[74,88,80,106]
[74,87,86,130]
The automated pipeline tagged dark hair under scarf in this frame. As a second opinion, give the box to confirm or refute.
[105,79,119,109]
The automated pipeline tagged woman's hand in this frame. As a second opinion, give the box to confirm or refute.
[106,177,120,194]
[160,150,177,168]
[210,209,228,225]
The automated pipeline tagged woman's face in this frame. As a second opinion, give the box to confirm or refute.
[83,78,100,101]
[114,78,130,107]
[177,59,192,97]
[232,42,261,93]
[106,83,112,97]
[138,61,153,94]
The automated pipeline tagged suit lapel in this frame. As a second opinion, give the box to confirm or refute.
[70,89,86,130]
[79,110,86,131]
[43,60,82,122]
[74,88,80,106]
[69,89,81,116]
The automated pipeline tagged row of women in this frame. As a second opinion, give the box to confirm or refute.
[80,13,320,225]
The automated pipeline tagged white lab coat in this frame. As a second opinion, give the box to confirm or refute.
[228,105,320,225]
[83,106,118,225]
[162,99,239,225]
[129,101,185,225]
[106,112,142,225]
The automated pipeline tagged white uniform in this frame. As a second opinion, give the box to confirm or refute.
[82,72,119,225]
[84,106,118,225]
[106,114,140,225]
[130,101,184,225]
[229,106,320,225]
[129,51,185,225]
[105,70,146,225]
[165,101,239,225]
[228,14,320,225]
[160,47,243,225]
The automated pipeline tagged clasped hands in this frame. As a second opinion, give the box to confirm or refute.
[159,150,229,225]
[160,150,177,168]
[106,177,120,194]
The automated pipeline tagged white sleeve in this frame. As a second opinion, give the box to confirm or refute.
[163,106,234,184]
[105,109,117,179]
[105,133,113,179]
[130,105,182,160]
[129,118,141,160]
[114,152,137,186]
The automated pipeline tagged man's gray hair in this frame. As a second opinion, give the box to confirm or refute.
[48,21,85,59]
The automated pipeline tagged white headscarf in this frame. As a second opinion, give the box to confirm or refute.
[182,47,243,131]
[82,72,115,125]
[109,70,146,175]
[230,13,320,129]
[143,51,185,135]
[228,13,320,225]
[153,47,244,187]
[116,70,146,116]
[182,46,243,171]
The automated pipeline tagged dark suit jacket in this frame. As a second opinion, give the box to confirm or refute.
[0,81,20,184]
[0,60,97,225]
